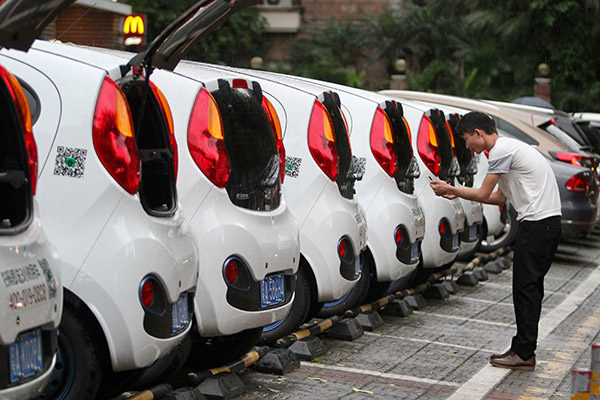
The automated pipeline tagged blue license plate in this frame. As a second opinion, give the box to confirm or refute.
[469,225,478,241]
[171,293,189,333]
[452,234,460,250]
[261,273,285,307]
[9,329,43,383]
[410,242,420,262]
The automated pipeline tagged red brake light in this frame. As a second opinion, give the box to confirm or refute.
[554,152,593,168]
[565,173,591,193]
[224,259,239,284]
[0,66,38,195]
[338,237,348,259]
[262,96,286,183]
[370,106,396,177]
[439,219,448,235]
[140,279,155,308]
[188,87,230,188]
[93,76,140,195]
[417,114,440,176]
[308,100,338,181]
[394,226,403,244]
[150,81,178,178]
[231,79,249,89]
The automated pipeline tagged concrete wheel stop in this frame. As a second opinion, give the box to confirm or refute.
[196,372,245,400]
[289,336,326,360]
[254,348,300,375]
[405,293,427,310]
[163,387,208,400]
[483,260,503,274]
[326,318,364,341]
[441,280,459,294]
[354,310,384,331]
[473,267,489,281]
[425,283,450,300]
[457,271,479,286]
[498,257,512,270]
[381,299,413,317]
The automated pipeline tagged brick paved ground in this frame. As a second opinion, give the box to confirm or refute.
[233,226,600,399]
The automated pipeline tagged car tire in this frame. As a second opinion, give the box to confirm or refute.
[187,327,263,370]
[258,266,311,346]
[40,308,103,400]
[479,204,518,252]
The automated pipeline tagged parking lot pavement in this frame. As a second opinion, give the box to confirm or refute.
[236,226,600,399]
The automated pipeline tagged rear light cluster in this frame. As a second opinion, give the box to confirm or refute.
[261,96,286,183]
[188,87,229,188]
[308,100,338,181]
[370,106,396,177]
[222,256,250,290]
[417,114,441,176]
[337,236,358,280]
[551,151,596,169]
[150,81,178,178]
[93,76,140,195]
[0,65,38,194]
[565,173,591,194]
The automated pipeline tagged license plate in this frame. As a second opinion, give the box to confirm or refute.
[469,225,478,241]
[261,273,285,307]
[9,329,43,383]
[452,234,460,250]
[171,293,189,333]
[410,242,420,262]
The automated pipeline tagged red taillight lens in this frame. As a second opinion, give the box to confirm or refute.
[338,237,348,259]
[308,100,338,181]
[439,219,448,235]
[394,226,403,245]
[554,152,593,168]
[224,259,239,284]
[150,81,178,178]
[140,279,155,308]
[0,65,38,195]
[370,106,396,177]
[417,114,440,176]
[188,87,230,188]
[445,120,456,153]
[565,173,591,193]
[402,115,413,154]
[262,96,286,183]
[93,76,140,195]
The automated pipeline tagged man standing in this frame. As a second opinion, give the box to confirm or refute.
[430,111,561,371]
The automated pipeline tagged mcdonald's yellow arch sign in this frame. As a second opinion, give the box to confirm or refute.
[123,14,146,46]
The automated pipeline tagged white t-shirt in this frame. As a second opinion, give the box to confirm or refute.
[487,137,562,221]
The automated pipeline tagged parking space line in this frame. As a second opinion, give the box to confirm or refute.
[458,296,512,305]
[413,311,514,328]
[299,361,461,388]
[364,332,496,354]
[447,265,600,400]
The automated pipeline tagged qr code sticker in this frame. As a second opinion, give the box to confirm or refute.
[285,156,302,178]
[353,157,367,176]
[54,146,87,178]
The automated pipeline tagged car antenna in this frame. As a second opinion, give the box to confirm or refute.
[56,2,97,42]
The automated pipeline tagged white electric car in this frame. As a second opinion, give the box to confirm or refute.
[38,0,300,370]
[0,2,208,398]
[186,63,367,342]
[255,75,426,310]
[0,2,64,396]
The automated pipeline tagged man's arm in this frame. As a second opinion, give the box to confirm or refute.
[430,173,506,205]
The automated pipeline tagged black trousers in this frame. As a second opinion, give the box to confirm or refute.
[511,215,561,360]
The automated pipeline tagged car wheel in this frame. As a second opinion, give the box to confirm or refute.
[259,266,311,346]
[40,308,103,400]
[187,327,263,370]
[479,204,518,252]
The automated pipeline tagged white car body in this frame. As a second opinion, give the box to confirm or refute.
[0,61,62,400]
[0,42,198,376]
[186,63,367,303]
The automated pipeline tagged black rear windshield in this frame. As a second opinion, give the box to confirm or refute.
[428,109,454,183]
[383,101,415,194]
[211,79,281,211]
[321,91,354,200]
[119,76,178,217]
[0,77,33,234]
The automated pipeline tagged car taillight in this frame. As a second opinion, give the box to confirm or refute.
[394,226,403,245]
[402,115,413,153]
[93,76,140,195]
[308,100,338,181]
[439,219,448,235]
[188,87,229,188]
[0,65,38,195]
[553,152,594,168]
[445,120,456,153]
[417,114,440,176]
[262,96,286,183]
[224,258,239,284]
[150,81,178,178]
[140,279,155,308]
[565,173,591,193]
[370,106,396,177]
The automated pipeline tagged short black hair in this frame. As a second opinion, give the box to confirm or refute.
[456,111,496,135]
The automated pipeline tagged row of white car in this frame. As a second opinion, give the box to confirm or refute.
[0,1,503,399]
